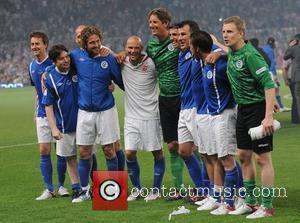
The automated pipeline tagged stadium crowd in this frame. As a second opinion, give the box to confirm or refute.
[0,0,299,84]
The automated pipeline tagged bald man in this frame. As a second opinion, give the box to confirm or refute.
[122,36,165,202]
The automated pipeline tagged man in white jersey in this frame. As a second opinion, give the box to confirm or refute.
[122,36,165,202]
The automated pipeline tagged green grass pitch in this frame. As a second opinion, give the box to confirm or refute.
[0,84,299,223]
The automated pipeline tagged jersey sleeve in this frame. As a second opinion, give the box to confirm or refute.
[109,55,124,90]
[247,53,275,90]
[28,62,34,86]
[42,78,56,106]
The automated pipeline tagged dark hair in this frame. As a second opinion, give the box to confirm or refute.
[267,37,275,44]
[249,38,259,48]
[48,44,68,62]
[81,26,103,49]
[148,8,171,26]
[178,20,200,35]
[29,31,49,46]
[191,30,213,53]
[169,23,179,29]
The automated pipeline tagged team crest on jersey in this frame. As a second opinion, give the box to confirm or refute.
[206,70,213,79]
[101,61,108,69]
[185,52,192,60]
[235,60,243,69]
[72,75,78,83]
[142,63,148,72]
[168,43,175,51]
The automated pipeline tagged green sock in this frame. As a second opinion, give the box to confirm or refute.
[261,186,274,209]
[244,180,256,205]
[170,151,184,191]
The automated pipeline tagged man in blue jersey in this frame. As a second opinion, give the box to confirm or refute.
[74,25,125,175]
[29,32,68,200]
[176,21,205,201]
[262,37,290,112]
[191,31,243,214]
[70,26,124,202]
[42,44,82,202]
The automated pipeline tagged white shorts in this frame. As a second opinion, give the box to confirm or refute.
[56,132,77,157]
[210,108,237,158]
[76,106,120,146]
[36,117,53,144]
[124,117,163,151]
[178,108,198,145]
[196,114,211,154]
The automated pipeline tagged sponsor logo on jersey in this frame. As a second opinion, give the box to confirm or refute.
[168,43,175,51]
[235,60,243,69]
[79,58,85,62]
[206,70,213,79]
[255,66,267,75]
[185,52,192,60]
[101,61,108,69]
[72,75,78,83]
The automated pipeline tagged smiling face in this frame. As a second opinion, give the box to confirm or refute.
[86,34,102,57]
[148,14,168,39]
[30,37,47,60]
[222,22,245,51]
[178,24,191,51]
[54,50,70,73]
[169,27,179,49]
[125,37,143,65]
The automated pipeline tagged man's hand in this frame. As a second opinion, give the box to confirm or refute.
[205,51,222,64]
[52,127,63,140]
[99,47,110,57]
[109,83,115,92]
[41,72,47,93]
[116,51,126,64]
[262,115,274,136]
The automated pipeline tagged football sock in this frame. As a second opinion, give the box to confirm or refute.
[224,166,238,207]
[78,158,91,188]
[244,180,256,205]
[213,185,222,203]
[56,155,66,188]
[40,154,53,192]
[201,162,210,196]
[90,153,98,180]
[116,149,125,171]
[170,151,184,191]
[261,186,274,209]
[183,154,202,189]
[126,158,141,189]
[106,156,119,171]
[71,183,81,191]
[276,95,284,108]
[153,157,166,194]
[235,160,245,198]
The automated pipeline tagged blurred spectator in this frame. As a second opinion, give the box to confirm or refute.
[0,0,299,84]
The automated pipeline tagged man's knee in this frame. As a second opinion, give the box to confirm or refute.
[103,144,116,159]
[79,145,93,159]
[178,142,193,158]
[39,143,51,155]
[167,140,178,153]
[237,149,252,164]
[125,150,137,161]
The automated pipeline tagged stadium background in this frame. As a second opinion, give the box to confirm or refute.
[0,1,300,222]
[0,0,299,86]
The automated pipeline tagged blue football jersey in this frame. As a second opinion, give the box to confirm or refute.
[28,57,53,117]
[70,48,124,112]
[178,49,195,110]
[42,67,78,133]
[191,58,207,114]
[202,57,236,115]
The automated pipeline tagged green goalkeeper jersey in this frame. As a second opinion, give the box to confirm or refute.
[227,42,275,105]
[146,36,180,97]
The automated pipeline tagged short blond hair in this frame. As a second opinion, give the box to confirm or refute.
[223,16,246,34]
